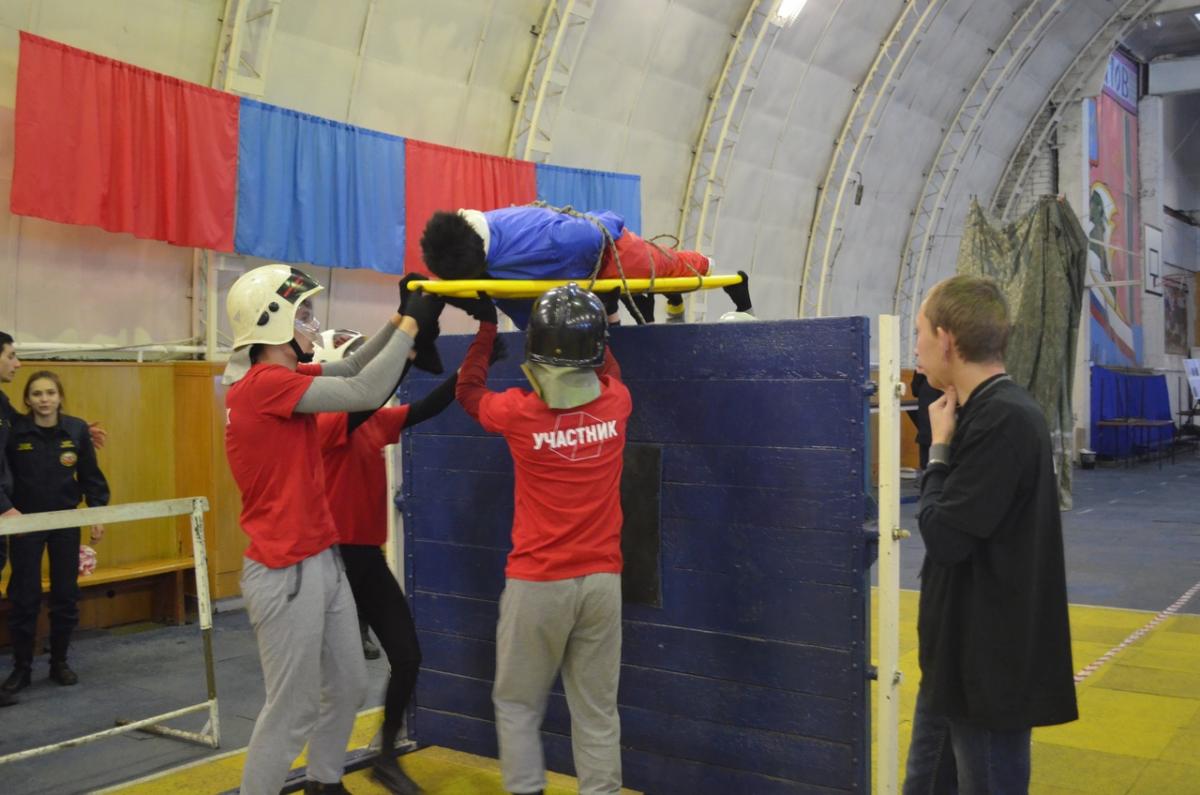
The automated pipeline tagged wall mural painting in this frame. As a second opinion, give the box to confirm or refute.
[1085,52,1143,367]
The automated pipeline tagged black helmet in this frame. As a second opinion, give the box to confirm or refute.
[525,283,607,367]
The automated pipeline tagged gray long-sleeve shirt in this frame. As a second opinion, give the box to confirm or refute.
[295,321,414,414]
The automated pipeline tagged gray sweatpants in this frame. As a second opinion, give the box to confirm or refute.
[239,547,367,794]
[494,573,622,795]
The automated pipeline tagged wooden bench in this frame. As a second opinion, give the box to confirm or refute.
[0,556,196,648]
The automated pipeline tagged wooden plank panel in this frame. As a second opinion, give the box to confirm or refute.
[403,319,869,388]
[661,481,860,530]
[661,520,860,586]
[172,362,244,599]
[411,705,858,793]
[415,610,864,706]
[405,319,870,793]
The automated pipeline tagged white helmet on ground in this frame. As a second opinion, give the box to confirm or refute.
[226,264,324,350]
[718,310,757,322]
[314,329,366,363]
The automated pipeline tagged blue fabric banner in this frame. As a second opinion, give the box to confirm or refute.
[535,164,642,235]
[235,99,407,273]
[1090,365,1174,458]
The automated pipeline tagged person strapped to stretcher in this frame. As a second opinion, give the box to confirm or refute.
[418,203,755,327]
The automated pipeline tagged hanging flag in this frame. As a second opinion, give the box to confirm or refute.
[11,32,239,251]
[235,100,407,273]
[404,139,536,275]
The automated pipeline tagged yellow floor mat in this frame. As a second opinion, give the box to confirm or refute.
[871,592,1200,794]
[110,594,1199,794]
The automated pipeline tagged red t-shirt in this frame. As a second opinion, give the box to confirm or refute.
[316,407,409,547]
[225,362,341,568]
[457,323,632,581]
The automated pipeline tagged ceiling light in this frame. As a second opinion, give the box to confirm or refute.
[770,0,808,27]
[1194,11,1200,22]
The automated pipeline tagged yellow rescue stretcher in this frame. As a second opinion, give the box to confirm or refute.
[408,274,743,300]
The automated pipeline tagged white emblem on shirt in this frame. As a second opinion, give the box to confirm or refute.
[531,412,617,461]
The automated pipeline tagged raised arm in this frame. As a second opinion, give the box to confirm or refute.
[456,322,497,421]
[597,345,621,382]
[315,320,398,378]
[295,291,443,414]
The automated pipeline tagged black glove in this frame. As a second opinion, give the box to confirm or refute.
[398,273,427,315]
[600,289,621,316]
[722,270,753,313]
[412,319,444,374]
[403,290,446,332]
[489,335,508,365]
[444,292,498,324]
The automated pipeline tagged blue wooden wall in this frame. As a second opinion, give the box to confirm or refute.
[398,318,871,794]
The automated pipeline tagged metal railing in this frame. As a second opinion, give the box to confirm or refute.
[0,497,219,764]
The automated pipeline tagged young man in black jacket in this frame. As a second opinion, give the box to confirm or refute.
[905,275,1077,793]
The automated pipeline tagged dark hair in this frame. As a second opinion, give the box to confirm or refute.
[0,331,13,353]
[923,275,1010,363]
[23,370,66,415]
[249,343,265,364]
[419,211,487,280]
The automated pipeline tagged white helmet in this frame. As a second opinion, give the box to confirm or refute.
[313,329,366,363]
[718,310,757,322]
[227,264,324,350]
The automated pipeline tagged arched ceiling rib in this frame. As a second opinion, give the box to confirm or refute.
[798,0,944,319]
[675,0,781,321]
[894,0,1072,341]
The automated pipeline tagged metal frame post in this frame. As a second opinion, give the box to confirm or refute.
[876,314,904,795]
[507,0,597,163]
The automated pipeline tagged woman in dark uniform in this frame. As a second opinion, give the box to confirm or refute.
[2,370,108,692]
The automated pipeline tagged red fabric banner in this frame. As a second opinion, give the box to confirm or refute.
[11,33,239,251]
[404,139,536,275]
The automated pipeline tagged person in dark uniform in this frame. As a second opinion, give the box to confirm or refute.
[2,370,109,692]
[906,367,944,470]
[0,332,22,707]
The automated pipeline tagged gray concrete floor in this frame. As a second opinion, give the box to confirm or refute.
[0,452,1196,793]
[893,450,1200,614]
[0,604,391,794]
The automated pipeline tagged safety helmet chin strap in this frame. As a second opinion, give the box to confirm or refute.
[290,338,314,364]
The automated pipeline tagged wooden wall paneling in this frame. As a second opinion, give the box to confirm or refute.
[172,361,244,600]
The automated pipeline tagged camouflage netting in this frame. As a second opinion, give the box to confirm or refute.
[956,196,1087,509]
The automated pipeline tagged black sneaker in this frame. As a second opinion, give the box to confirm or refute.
[2,667,31,693]
[302,780,351,794]
[371,758,423,795]
[0,688,16,707]
[49,662,78,686]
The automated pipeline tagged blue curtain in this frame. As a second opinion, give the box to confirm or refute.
[1090,366,1174,457]
[535,164,642,235]
[235,99,407,273]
